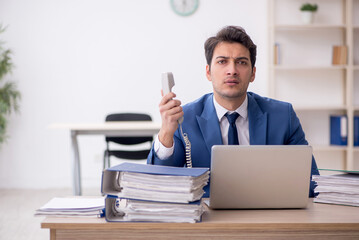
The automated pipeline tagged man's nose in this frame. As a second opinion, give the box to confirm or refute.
[226,61,238,76]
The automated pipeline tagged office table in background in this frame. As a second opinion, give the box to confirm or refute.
[50,122,161,195]
[41,200,359,240]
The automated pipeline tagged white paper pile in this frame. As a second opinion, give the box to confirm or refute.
[112,198,204,223]
[313,174,359,207]
[35,197,104,217]
[102,162,210,223]
[116,171,209,203]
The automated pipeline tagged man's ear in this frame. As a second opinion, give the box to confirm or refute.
[206,65,211,81]
[250,66,256,83]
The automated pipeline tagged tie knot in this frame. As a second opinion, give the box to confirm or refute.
[225,112,239,125]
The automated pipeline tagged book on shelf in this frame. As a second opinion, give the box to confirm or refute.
[313,170,359,207]
[332,45,347,65]
[35,197,105,217]
[101,162,210,222]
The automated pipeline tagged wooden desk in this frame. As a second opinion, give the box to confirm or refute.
[50,122,161,196]
[42,201,359,240]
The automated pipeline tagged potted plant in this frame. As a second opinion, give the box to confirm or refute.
[0,24,21,145]
[300,3,318,24]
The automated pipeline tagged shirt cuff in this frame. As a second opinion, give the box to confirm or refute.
[154,135,175,160]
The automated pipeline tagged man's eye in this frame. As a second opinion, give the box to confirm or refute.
[218,60,226,64]
[237,61,247,65]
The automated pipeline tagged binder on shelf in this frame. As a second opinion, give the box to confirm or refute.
[105,195,205,223]
[332,45,347,65]
[274,43,281,65]
[354,116,359,147]
[330,115,347,146]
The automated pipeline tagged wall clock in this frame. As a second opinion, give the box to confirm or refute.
[170,0,199,16]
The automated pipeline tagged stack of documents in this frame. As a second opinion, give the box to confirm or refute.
[102,162,210,223]
[35,197,105,217]
[107,197,204,223]
[313,172,359,207]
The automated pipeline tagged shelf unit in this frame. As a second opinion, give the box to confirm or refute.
[268,0,359,171]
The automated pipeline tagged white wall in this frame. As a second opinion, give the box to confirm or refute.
[0,0,268,189]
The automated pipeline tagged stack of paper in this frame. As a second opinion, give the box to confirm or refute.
[108,197,204,223]
[102,162,210,223]
[116,170,208,203]
[313,173,359,207]
[35,197,105,217]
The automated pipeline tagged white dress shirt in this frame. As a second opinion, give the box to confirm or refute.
[154,95,250,160]
[214,95,250,145]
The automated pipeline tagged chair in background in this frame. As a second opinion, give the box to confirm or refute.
[103,113,153,170]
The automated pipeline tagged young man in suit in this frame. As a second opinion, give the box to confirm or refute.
[147,26,319,197]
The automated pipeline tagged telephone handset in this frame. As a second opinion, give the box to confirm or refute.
[161,72,192,168]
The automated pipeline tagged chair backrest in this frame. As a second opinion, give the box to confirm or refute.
[105,113,153,145]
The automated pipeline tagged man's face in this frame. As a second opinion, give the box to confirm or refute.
[206,42,256,107]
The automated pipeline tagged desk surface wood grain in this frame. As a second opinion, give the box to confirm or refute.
[41,201,359,240]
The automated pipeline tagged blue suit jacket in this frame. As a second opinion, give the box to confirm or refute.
[147,92,319,197]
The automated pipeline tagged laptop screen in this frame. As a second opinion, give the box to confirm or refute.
[209,145,312,209]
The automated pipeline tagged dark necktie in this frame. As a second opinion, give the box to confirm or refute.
[225,112,239,145]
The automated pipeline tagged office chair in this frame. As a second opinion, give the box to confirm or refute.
[103,113,153,170]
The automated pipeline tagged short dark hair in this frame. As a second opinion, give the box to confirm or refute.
[204,26,257,70]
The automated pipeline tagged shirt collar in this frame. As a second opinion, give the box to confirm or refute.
[213,94,248,122]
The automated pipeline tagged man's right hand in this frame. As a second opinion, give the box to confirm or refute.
[158,91,184,148]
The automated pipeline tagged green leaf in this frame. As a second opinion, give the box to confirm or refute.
[0,81,21,114]
[0,23,21,145]
[0,114,7,144]
[300,3,318,12]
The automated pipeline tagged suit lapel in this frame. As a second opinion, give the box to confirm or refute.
[196,94,223,153]
[248,93,268,145]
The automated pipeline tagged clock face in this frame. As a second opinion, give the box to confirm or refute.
[170,0,199,16]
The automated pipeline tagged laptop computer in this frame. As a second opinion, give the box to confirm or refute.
[209,145,312,209]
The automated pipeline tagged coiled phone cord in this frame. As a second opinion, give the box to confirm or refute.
[179,123,192,168]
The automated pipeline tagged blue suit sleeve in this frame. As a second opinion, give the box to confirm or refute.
[147,130,186,167]
[287,104,319,198]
